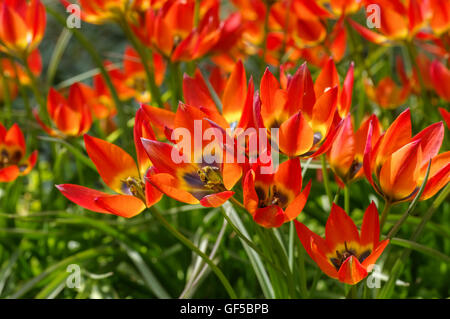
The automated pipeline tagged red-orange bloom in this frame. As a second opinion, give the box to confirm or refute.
[295,202,389,285]
[62,0,145,24]
[0,49,42,86]
[56,109,162,217]
[364,108,450,203]
[131,0,240,62]
[34,83,93,138]
[259,59,353,157]
[350,0,430,44]
[243,158,311,228]
[106,46,165,103]
[327,114,381,186]
[0,122,38,183]
[0,0,46,56]
[140,103,240,208]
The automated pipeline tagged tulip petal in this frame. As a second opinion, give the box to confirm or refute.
[284,181,311,222]
[325,204,360,249]
[253,205,285,228]
[279,111,315,157]
[84,135,140,194]
[360,201,380,248]
[361,239,389,268]
[95,195,146,218]
[147,173,199,204]
[199,191,234,207]
[0,165,20,182]
[337,256,368,285]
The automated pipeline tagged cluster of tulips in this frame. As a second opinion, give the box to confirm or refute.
[0,0,449,297]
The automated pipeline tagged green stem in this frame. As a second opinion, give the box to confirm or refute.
[321,155,333,207]
[344,185,350,213]
[0,71,12,125]
[150,207,237,298]
[379,199,392,231]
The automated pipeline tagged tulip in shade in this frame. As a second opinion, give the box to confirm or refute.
[56,109,162,217]
[364,108,450,203]
[295,202,389,285]
[0,0,46,57]
[243,158,311,228]
[0,123,38,183]
[34,83,93,138]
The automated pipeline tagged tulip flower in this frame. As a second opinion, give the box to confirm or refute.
[106,46,165,103]
[295,202,389,285]
[258,59,353,157]
[428,0,450,36]
[61,0,143,25]
[130,0,240,62]
[327,115,381,186]
[349,0,430,44]
[34,83,93,138]
[430,60,450,101]
[56,109,162,217]
[140,103,241,207]
[364,108,450,204]
[0,0,46,57]
[0,123,38,183]
[364,76,410,110]
[0,49,42,87]
[243,158,311,228]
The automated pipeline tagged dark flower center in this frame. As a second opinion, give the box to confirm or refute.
[330,241,371,271]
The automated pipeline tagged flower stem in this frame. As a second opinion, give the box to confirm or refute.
[321,155,333,207]
[150,207,237,298]
[344,185,350,213]
[379,199,392,231]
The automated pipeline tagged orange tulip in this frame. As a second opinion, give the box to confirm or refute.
[56,109,162,217]
[243,157,311,228]
[0,49,42,86]
[105,46,165,103]
[0,123,38,183]
[140,103,241,208]
[364,76,410,110]
[130,0,240,62]
[61,0,142,24]
[0,0,46,57]
[295,202,389,285]
[349,0,430,44]
[258,59,353,157]
[327,115,381,186]
[364,108,450,203]
[428,0,450,36]
[34,83,93,138]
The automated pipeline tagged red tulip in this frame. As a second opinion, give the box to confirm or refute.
[0,0,46,57]
[0,123,38,183]
[295,202,389,285]
[243,158,311,228]
[56,109,162,217]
